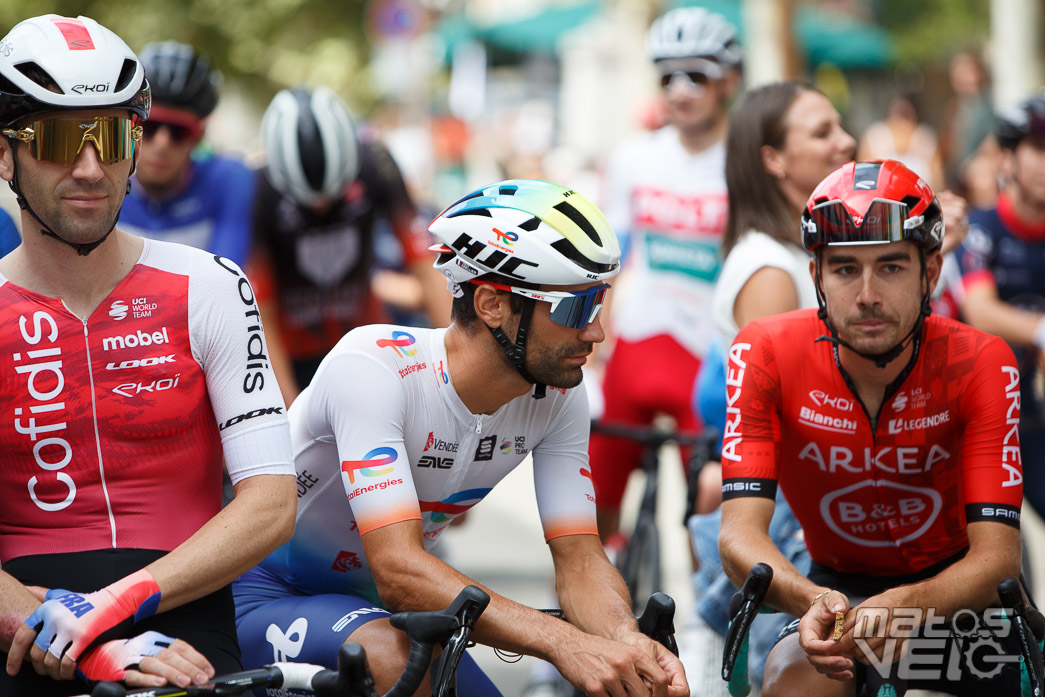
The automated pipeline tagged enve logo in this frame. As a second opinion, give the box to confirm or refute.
[376,330,417,358]
[341,446,397,483]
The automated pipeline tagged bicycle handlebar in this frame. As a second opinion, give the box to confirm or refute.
[589,419,708,448]
[999,577,1045,697]
[722,562,773,697]
[88,585,492,697]
[637,592,678,657]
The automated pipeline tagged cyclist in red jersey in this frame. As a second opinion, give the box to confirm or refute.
[718,159,1024,695]
[0,15,295,696]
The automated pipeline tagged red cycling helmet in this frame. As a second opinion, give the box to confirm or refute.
[802,160,943,253]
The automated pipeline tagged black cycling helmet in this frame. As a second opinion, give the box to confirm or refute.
[995,92,1045,150]
[138,40,220,118]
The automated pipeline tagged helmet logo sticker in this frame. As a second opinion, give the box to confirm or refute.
[51,18,96,51]
[492,227,517,246]
[450,232,538,280]
[72,83,111,95]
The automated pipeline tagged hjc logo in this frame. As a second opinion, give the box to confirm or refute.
[450,232,538,280]
[809,390,854,411]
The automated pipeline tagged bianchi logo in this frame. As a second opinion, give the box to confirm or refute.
[109,300,128,321]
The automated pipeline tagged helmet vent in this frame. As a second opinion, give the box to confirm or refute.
[115,59,138,93]
[852,161,881,190]
[518,216,541,231]
[551,238,617,274]
[498,185,518,195]
[553,201,602,246]
[447,208,492,218]
[14,62,63,94]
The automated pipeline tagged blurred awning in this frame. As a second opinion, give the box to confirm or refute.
[437,1,601,57]
[670,0,894,69]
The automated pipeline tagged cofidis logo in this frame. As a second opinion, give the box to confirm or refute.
[376,330,417,358]
[341,446,397,484]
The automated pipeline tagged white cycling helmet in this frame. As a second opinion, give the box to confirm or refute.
[647,7,742,67]
[261,86,360,208]
[430,178,620,296]
[0,14,150,126]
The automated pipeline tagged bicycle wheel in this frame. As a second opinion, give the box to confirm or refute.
[620,516,661,614]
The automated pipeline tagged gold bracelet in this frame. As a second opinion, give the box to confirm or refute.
[810,590,831,608]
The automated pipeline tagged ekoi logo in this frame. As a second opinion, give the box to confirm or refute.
[376,330,417,358]
[493,227,518,246]
[341,447,397,484]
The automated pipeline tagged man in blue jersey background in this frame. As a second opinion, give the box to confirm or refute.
[118,41,255,267]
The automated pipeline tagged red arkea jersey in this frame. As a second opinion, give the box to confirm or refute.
[722,310,1023,575]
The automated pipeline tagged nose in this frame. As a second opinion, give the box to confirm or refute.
[838,129,857,158]
[70,140,106,181]
[854,268,882,307]
[579,312,607,344]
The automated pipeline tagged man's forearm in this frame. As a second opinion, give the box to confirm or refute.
[144,474,295,612]
[551,536,636,640]
[720,500,824,618]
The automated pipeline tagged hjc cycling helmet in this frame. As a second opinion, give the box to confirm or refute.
[261,86,360,208]
[802,159,944,367]
[430,179,620,396]
[995,92,1045,151]
[647,7,742,66]
[0,14,151,255]
[138,40,220,118]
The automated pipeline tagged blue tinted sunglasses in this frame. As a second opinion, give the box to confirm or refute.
[476,281,611,329]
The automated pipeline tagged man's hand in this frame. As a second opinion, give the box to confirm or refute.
[551,629,688,697]
[797,589,854,681]
[938,190,970,255]
[77,631,214,688]
[837,587,913,668]
[6,570,161,680]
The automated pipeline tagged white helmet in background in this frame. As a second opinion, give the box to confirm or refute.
[261,86,359,208]
[430,178,620,297]
[647,7,742,67]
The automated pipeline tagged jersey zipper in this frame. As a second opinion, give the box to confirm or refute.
[81,315,119,547]
[475,414,483,434]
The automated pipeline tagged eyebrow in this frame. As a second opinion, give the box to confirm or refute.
[825,250,913,265]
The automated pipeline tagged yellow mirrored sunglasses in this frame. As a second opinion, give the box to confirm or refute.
[3,115,142,166]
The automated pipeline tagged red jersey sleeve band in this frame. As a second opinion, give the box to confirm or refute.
[965,502,1021,528]
[722,478,777,501]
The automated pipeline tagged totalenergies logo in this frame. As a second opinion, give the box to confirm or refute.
[493,227,518,246]
[376,330,417,358]
[420,487,492,523]
[437,360,449,385]
[341,446,397,484]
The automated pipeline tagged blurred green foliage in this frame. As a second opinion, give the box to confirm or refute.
[0,0,373,104]
[877,0,990,65]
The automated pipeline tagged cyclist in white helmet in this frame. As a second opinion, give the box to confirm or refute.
[250,85,450,402]
[233,179,689,696]
[592,7,742,543]
[0,15,296,696]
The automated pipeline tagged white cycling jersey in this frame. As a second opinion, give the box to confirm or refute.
[258,325,597,602]
[602,126,728,357]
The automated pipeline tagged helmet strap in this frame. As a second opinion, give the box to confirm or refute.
[812,250,933,369]
[486,297,547,399]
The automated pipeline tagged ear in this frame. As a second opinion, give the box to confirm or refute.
[762,144,785,181]
[0,137,15,184]
[926,250,943,294]
[473,284,510,329]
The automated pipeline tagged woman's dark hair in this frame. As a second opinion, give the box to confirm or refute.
[451,274,529,328]
[723,80,820,254]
